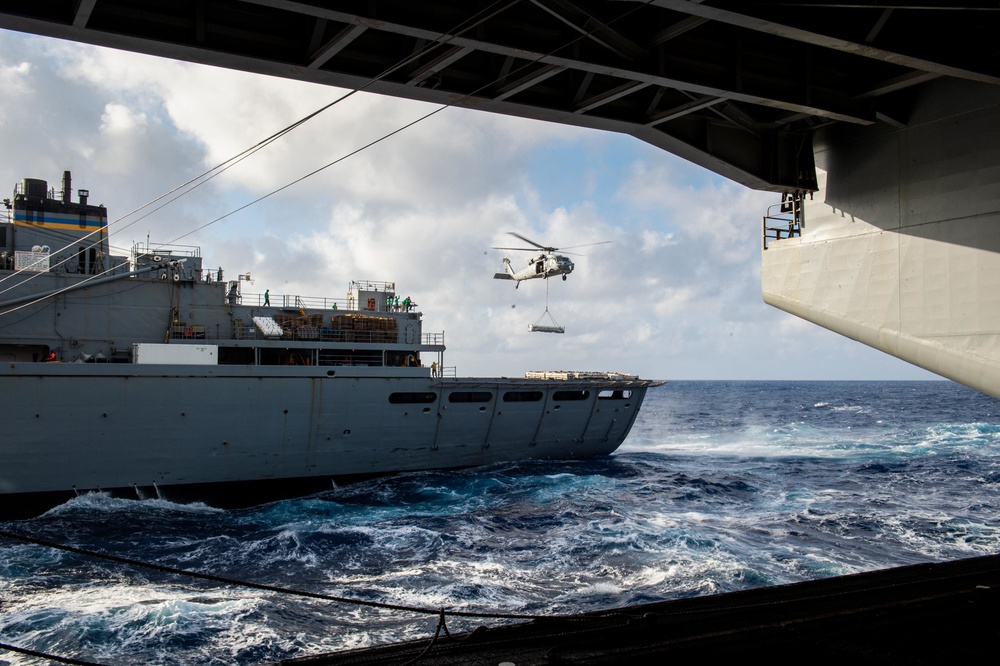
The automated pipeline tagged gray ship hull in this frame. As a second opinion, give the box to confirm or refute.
[0,363,648,517]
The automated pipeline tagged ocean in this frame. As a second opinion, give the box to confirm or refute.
[2,380,999,664]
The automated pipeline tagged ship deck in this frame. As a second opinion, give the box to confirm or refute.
[276,553,1000,665]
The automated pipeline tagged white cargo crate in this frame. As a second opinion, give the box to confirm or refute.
[133,343,218,365]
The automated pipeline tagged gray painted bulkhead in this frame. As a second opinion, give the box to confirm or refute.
[762,78,1000,398]
[0,269,430,365]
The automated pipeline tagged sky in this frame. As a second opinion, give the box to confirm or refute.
[0,29,940,381]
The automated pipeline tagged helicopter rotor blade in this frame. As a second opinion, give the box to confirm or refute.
[492,246,540,252]
[508,232,555,252]
[559,241,613,250]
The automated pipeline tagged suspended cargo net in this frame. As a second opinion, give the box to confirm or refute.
[529,309,564,334]
[529,280,565,333]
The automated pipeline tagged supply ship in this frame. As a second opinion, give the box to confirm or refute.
[0,171,656,519]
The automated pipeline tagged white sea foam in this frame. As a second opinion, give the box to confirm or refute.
[39,491,225,517]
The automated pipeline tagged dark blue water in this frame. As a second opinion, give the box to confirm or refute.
[2,381,999,664]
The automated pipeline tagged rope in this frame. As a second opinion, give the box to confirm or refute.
[398,609,449,666]
[0,525,604,666]
[532,279,562,329]
[0,640,107,666]
[0,528,539,621]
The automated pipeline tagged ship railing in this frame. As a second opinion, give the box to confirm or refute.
[440,365,457,378]
[350,279,396,293]
[762,193,805,249]
[315,329,397,343]
[246,292,346,310]
[15,182,58,199]
[229,323,398,344]
[422,332,445,346]
[131,241,202,260]
[171,324,207,340]
[232,323,254,340]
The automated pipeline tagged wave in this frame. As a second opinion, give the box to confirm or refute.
[39,491,225,518]
[3,381,1000,664]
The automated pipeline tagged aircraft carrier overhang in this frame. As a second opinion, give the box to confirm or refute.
[2,3,1000,662]
[3,2,997,194]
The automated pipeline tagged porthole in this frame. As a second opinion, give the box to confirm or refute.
[553,390,589,401]
[448,391,493,403]
[389,392,437,404]
[502,391,543,402]
[598,389,632,400]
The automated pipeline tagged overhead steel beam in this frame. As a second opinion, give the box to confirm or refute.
[3,1,996,194]
[528,0,648,60]
[646,95,722,126]
[630,0,1000,85]
[406,45,474,86]
[308,24,367,70]
[225,3,877,125]
[575,80,651,113]
[72,0,99,29]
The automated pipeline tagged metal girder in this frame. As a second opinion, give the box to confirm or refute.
[1,1,998,193]
[575,80,652,113]
[528,0,648,61]
[72,0,99,28]
[631,0,1000,85]
[308,24,367,70]
[406,44,474,86]
[646,94,722,127]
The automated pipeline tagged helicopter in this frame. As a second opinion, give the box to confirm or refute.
[492,232,610,288]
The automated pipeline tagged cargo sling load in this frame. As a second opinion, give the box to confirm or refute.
[0,170,658,519]
[528,276,565,333]
[529,307,565,334]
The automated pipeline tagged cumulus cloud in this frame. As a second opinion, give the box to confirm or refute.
[0,30,939,380]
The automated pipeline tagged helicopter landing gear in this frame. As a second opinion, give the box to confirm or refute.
[562,275,567,281]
